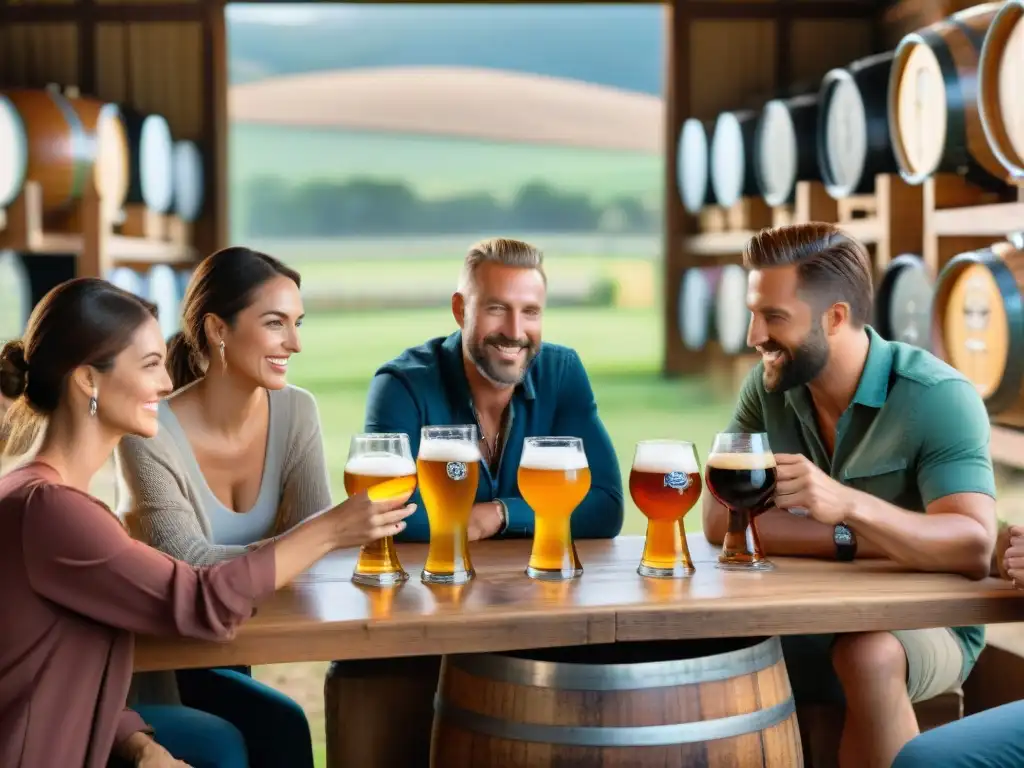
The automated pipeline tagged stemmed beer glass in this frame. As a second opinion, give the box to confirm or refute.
[705,432,777,571]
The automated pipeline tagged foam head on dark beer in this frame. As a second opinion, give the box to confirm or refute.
[706,451,776,470]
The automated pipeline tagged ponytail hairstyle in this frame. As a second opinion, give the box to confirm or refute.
[1,278,157,457]
[166,247,301,391]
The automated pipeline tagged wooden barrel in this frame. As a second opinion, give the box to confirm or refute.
[0,251,31,342]
[677,266,722,351]
[121,108,175,214]
[677,118,717,214]
[710,110,760,208]
[430,636,803,767]
[931,236,1024,426]
[63,89,130,221]
[874,253,934,349]
[817,51,900,199]
[0,95,28,209]
[172,140,205,222]
[147,264,181,340]
[0,88,93,214]
[716,264,753,354]
[755,94,820,207]
[887,3,1006,189]
[978,0,1024,184]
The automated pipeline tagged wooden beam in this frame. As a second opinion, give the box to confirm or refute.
[0,4,207,23]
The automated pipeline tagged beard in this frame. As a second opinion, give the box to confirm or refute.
[760,322,830,393]
[467,331,538,387]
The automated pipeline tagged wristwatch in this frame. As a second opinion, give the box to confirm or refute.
[494,499,509,535]
[834,522,857,561]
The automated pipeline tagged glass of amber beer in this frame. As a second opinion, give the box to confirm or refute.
[706,432,777,571]
[418,425,481,585]
[344,433,417,587]
[518,436,591,581]
[629,440,702,578]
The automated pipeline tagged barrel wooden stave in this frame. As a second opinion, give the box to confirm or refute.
[431,636,803,767]
[65,94,130,221]
[817,51,899,199]
[932,238,1024,425]
[756,93,820,207]
[887,2,1006,188]
[711,110,760,209]
[978,0,1024,184]
[0,88,93,214]
[0,95,29,209]
[874,253,934,349]
[678,118,717,214]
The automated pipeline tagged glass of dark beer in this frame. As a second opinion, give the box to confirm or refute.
[705,432,777,571]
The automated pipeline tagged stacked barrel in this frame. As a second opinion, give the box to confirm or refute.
[675,0,1024,428]
[0,84,205,340]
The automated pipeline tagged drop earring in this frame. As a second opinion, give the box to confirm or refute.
[218,340,226,370]
[89,386,98,417]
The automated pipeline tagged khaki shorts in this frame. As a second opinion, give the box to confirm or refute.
[782,628,964,705]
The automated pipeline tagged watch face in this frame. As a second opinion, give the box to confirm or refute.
[835,524,853,545]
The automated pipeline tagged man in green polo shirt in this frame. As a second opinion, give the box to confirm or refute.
[702,223,998,768]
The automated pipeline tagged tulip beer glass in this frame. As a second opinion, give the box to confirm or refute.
[706,432,777,571]
[629,440,702,578]
[518,436,591,581]
[418,425,481,585]
[344,433,417,586]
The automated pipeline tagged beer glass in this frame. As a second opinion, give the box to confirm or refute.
[344,433,417,587]
[518,436,591,581]
[705,432,777,571]
[629,440,702,578]
[418,425,481,585]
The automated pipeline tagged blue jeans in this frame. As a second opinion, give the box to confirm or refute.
[110,705,248,768]
[176,667,315,768]
[892,700,1024,768]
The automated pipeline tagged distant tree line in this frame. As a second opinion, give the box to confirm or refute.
[241,176,660,237]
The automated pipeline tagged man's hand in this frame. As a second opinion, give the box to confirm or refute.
[773,453,856,527]
[119,733,191,767]
[468,502,505,541]
[1002,525,1024,589]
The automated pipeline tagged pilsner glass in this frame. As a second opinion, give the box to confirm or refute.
[344,433,417,587]
[706,432,777,571]
[518,436,591,581]
[629,440,702,578]
[418,425,481,585]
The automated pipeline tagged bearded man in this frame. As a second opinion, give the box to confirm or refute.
[364,236,624,543]
[703,223,998,768]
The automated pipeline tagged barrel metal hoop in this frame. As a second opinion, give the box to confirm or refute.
[434,694,796,747]
[975,251,1024,414]
[1,97,29,209]
[447,636,783,691]
[49,93,91,202]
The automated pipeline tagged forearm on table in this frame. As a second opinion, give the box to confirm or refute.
[268,511,338,588]
[846,490,992,579]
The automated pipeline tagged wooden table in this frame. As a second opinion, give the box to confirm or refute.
[134,534,1024,671]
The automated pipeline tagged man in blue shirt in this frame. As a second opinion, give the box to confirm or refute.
[363,236,624,543]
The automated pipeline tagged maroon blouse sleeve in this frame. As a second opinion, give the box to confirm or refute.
[21,483,276,640]
[115,708,153,744]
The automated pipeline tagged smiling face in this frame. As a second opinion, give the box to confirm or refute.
[746,264,831,393]
[90,315,173,438]
[215,275,304,389]
[456,261,546,387]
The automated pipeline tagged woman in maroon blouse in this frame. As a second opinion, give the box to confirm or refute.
[0,277,415,768]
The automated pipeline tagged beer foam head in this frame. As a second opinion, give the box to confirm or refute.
[633,441,699,475]
[520,444,589,471]
[707,451,776,470]
[418,438,482,463]
[344,452,416,477]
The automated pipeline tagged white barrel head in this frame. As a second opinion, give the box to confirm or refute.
[716,264,751,354]
[139,115,175,214]
[0,96,28,209]
[0,250,31,342]
[173,140,205,222]
[148,264,181,340]
[678,268,712,351]
[678,118,711,213]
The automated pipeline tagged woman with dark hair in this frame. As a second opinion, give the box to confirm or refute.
[0,277,414,768]
[115,247,335,767]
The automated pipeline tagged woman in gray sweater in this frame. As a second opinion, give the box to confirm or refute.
[116,247,333,768]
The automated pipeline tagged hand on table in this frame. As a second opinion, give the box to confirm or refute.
[468,502,505,541]
[1001,525,1024,590]
[773,454,855,527]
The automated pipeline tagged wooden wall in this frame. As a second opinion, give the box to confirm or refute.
[0,1,227,258]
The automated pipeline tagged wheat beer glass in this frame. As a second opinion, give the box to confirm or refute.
[418,425,481,585]
[518,436,591,581]
[706,432,777,571]
[344,433,417,587]
[629,440,702,578]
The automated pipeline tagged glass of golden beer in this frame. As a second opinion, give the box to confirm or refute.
[418,425,481,585]
[629,440,702,578]
[706,432,777,571]
[518,436,591,581]
[344,433,417,587]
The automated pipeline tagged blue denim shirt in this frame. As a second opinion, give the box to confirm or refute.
[363,330,624,542]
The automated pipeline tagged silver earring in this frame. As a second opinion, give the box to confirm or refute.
[89,386,98,417]
[218,340,226,370]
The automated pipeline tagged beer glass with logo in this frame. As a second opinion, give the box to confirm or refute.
[518,436,591,580]
[629,440,702,578]
[418,425,481,585]
[344,433,417,587]
[706,432,777,571]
